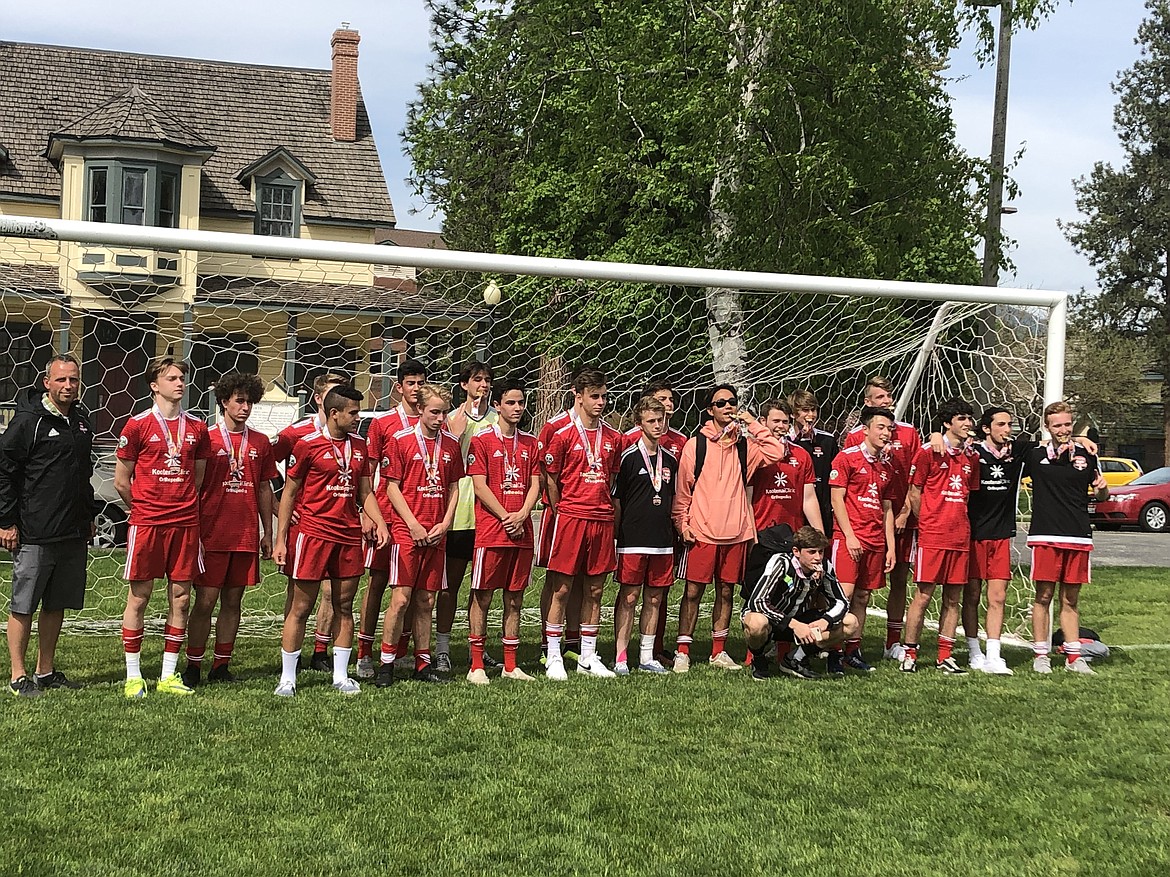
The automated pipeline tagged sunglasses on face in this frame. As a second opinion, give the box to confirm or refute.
[711,398,738,408]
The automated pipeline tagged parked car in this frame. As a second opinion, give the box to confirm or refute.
[1090,466,1170,533]
[91,450,129,548]
[1097,456,1143,487]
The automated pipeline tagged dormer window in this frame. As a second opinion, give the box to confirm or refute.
[85,161,179,227]
[256,170,299,237]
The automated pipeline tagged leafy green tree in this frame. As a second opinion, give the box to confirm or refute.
[1062,0,1170,464]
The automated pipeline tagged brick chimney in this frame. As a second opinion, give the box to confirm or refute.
[331,25,360,142]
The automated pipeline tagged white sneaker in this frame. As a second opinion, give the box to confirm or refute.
[613,661,630,676]
[466,668,490,685]
[638,659,669,674]
[274,680,296,697]
[332,677,361,695]
[708,651,740,670]
[545,657,568,681]
[355,656,375,680]
[577,654,616,678]
[883,642,906,661]
[1033,654,1052,674]
[969,653,987,673]
[982,658,1014,676]
[501,667,535,681]
[672,653,691,674]
[1065,657,1096,675]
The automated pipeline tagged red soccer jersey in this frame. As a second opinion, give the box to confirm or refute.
[199,425,279,552]
[467,428,539,548]
[544,419,622,521]
[537,410,572,505]
[271,414,325,464]
[287,432,372,545]
[750,441,816,532]
[117,409,213,527]
[845,420,921,515]
[382,426,465,540]
[368,407,420,524]
[828,445,894,550]
[623,425,688,460]
[910,444,981,550]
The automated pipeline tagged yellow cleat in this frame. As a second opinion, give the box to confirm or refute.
[156,673,194,696]
[123,677,148,699]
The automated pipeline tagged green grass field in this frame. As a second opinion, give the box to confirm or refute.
[1,565,1168,876]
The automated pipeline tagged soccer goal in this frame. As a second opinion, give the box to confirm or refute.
[0,215,1067,638]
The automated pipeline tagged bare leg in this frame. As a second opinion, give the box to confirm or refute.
[33,609,65,677]
[6,611,32,681]
[613,584,640,663]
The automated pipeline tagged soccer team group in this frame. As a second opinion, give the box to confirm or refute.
[4,354,1109,698]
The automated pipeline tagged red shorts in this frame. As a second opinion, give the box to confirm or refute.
[677,540,748,585]
[894,528,915,565]
[914,546,970,586]
[365,541,390,574]
[197,550,260,588]
[471,546,534,591]
[547,516,616,577]
[280,523,300,577]
[616,552,674,588]
[290,533,364,582]
[1030,544,1091,585]
[389,542,447,591]
[124,524,202,583]
[535,507,556,568]
[830,539,886,590]
[969,538,1011,581]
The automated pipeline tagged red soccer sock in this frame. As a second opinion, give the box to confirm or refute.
[885,622,904,650]
[845,638,862,656]
[676,637,692,657]
[163,624,185,655]
[938,635,955,662]
[379,640,397,665]
[502,636,519,672]
[776,642,793,660]
[415,649,432,672]
[711,629,728,658]
[905,643,920,662]
[185,646,206,668]
[212,642,234,669]
[121,627,145,654]
[356,633,374,660]
[396,631,411,657]
[313,632,330,655]
[469,635,486,671]
[565,629,581,653]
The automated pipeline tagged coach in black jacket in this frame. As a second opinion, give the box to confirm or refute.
[0,354,99,696]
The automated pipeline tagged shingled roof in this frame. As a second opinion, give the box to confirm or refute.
[50,85,212,153]
[0,41,394,226]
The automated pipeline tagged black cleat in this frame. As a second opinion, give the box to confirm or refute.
[843,652,876,674]
[482,651,501,670]
[374,663,397,688]
[207,664,237,684]
[778,654,819,680]
[180,665,202,689]
[751,654,771,681]
[411,667,450,684]
[825,653,846,677]
[34,670,81,690]
[309,651,331,672]
[434,652,453,674]
[8,675,44,698]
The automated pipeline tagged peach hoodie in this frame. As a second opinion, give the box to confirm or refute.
[672,419,783,544]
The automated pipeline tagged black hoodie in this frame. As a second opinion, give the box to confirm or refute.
[0,387,99,543]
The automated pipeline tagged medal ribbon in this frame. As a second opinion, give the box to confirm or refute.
[152,404,186,465]
[982,439,1011,460]
[493,424,520,482]
[396,404,412,431]
[333,434,353,479]
[1047,441,1074,460]
[218,420,250,478]
[637,438,663,495]
[415,423,442,482]
[571,411,603,469]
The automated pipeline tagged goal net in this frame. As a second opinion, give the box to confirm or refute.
[0,216,1064,641]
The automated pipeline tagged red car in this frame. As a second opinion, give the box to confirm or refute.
[1091,466,1170,533]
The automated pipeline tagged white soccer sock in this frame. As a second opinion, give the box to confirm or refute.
[125,652,142,681]
[547,635,562,662]
[986,639,1001,663]
[436,633,450,656]
[280,649,301,685]
[792,646,806,662]
[161,651,179,679]
[333,647,352,683]
[1032,640,1049,657]
[581,634,597,660]
[639,634,655,666]
[967,637,983,658]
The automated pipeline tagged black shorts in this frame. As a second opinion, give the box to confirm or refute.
[9,539,88,614]
[445,529,475,561]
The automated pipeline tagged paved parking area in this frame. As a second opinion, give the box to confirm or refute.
[1013,528,1169,568]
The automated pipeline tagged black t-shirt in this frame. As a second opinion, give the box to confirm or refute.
[967,436,1033,541]
[613,441,679,553]
[1024,444,1099,545]
[791,428,838,536]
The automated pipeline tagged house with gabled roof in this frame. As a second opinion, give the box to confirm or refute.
[0,30,479,444]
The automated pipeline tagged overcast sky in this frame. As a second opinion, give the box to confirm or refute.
[2,0,1152,294]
